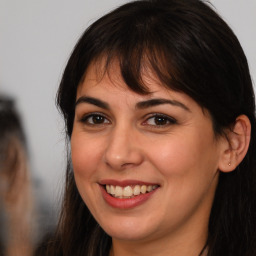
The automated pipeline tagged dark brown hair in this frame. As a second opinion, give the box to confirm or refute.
[44,0,256,255]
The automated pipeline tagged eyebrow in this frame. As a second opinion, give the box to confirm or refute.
[136,98,190,111]
[75,96,110,109]
[75,96,190,112]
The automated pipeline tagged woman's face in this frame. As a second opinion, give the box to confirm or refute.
[71,62,224,243]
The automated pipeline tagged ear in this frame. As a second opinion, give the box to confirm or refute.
[218,115,251,173]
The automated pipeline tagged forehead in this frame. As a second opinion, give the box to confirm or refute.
[76,59,202,114]
[78,58,171,97]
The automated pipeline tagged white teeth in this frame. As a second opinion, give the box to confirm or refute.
[141,185,147,194]
[115,186,123,197]
[123,186,133,197]
[110,185,115,195]
[147,185,152,192]
[105,184,158,198]
[133,185,140,195]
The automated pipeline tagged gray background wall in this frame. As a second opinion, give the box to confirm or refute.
[0,0,255,228]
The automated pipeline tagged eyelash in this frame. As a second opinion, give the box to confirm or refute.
[79,112,177,128]
[79,112,110,126]
[142,113,177,127]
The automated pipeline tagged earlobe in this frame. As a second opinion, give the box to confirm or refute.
[218,115,251,173]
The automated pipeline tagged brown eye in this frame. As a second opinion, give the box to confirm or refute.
[154,116,169,126]
[81,113,110,125]
[144,114,177,127]
[91,115,105,124]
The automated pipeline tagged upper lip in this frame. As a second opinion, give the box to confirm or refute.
[99,179,160,187]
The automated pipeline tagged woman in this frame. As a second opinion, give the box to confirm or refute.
[0,96,34,256]
[45,0,256,255]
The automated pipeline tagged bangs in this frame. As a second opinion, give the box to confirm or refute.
[89,44,178,95]
[81,24,180,96]
[77,1,184,96]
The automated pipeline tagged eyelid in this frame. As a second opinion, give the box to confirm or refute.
[142,113,177,126]
[79,112,111,124]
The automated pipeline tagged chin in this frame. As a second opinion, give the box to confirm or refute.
[107,229,151,241]
[99,217,158,241]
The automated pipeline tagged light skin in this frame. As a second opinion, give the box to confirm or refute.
[71,61,251,256]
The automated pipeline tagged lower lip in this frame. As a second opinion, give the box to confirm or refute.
[100,185,158,209]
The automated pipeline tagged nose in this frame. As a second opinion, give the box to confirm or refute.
[103,125,144,171]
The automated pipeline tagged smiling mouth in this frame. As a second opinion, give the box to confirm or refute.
[105,184,159,199]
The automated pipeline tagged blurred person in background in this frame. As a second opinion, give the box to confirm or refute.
[0,96,34,256]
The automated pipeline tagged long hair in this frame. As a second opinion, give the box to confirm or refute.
[47,0,256,255]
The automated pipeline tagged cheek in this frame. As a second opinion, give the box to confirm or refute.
[146,138,194,174]
[71,134,104,179]
[147,131,219,180]
[70,134,105,211]
[148,133,219,220]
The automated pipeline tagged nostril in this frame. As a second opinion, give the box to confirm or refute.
[120,162,134,168]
